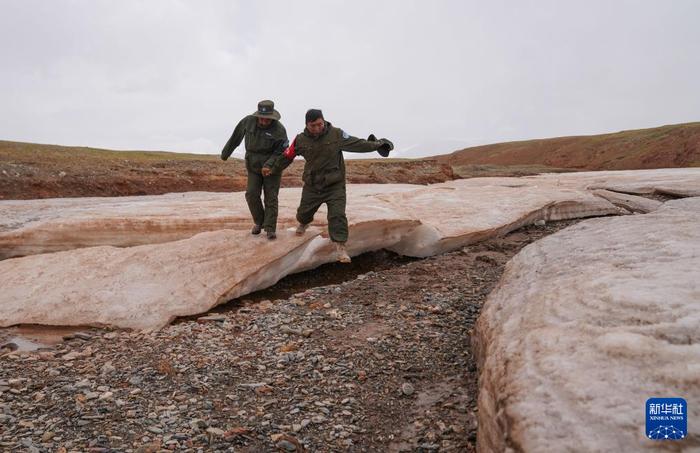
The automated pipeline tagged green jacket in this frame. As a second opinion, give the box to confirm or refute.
[273,122,384,189]
[220,115,289,174]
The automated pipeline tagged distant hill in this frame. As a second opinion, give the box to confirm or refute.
[4,122,699,200]
[434,122,700,178]
[0,140,454,200]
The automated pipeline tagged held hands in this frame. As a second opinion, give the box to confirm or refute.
[261,167,272,177]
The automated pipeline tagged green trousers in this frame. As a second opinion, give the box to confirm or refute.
[296,182,348,243]
[245,171,282,232]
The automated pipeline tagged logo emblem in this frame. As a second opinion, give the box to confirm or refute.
[646,398,687,440]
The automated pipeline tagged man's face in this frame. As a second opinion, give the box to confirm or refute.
[257,117,272,128]
[306,118,325,137]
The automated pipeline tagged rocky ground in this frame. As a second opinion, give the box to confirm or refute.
[0,221,577,452]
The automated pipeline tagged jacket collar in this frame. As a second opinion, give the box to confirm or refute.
[303,121,332,140]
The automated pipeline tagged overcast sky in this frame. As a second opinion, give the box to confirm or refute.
[1,0,699,158]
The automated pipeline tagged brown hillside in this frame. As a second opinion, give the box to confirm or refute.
[435,122,700,175]
[0,141,454,200]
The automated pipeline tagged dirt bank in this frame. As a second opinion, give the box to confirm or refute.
[0,141,455,200]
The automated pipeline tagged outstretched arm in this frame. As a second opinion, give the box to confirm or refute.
[220,118,247,161]
[339,130,383,153]
[339,130,393,156]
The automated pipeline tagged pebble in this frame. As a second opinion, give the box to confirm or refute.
[197,315,226,324]
[61,351,80,361]
[73,332,93,340]
[206,427,225,436]
[401,382,415,396]
[189,419,207,431]
[85,391,99,400]
[277,439,298,451]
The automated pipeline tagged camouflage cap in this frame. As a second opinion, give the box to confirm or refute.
[252,100,281,120]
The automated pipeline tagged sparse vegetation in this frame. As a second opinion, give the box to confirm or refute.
[434,122,700,171]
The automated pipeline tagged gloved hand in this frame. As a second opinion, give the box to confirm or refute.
[377,138,393,157]
[367,134,392,157]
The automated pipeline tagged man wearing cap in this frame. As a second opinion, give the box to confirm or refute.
[270,109,393,262]
[220,100,289,240]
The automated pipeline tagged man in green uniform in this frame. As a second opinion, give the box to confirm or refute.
[271,109,393,262]
[220,100,289,240]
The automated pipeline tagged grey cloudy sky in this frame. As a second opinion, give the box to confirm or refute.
[1,0,699,158]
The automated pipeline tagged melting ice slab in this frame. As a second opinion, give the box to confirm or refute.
[0,168,699,330]
[0,230,322,330]
[474,197,700,452]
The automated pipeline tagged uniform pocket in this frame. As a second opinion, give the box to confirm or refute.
[323,167,344,187]
[245,153,268,174]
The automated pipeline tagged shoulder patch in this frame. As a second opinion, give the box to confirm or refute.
[341,130,350,139]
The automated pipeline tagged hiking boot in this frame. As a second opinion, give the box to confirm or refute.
[295,223,309,236]
[335,242,351,263]
[251,224,262,235]
[266,231,276,240]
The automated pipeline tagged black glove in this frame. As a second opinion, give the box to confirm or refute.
[368,134,392,157]
[377,138,393,157]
